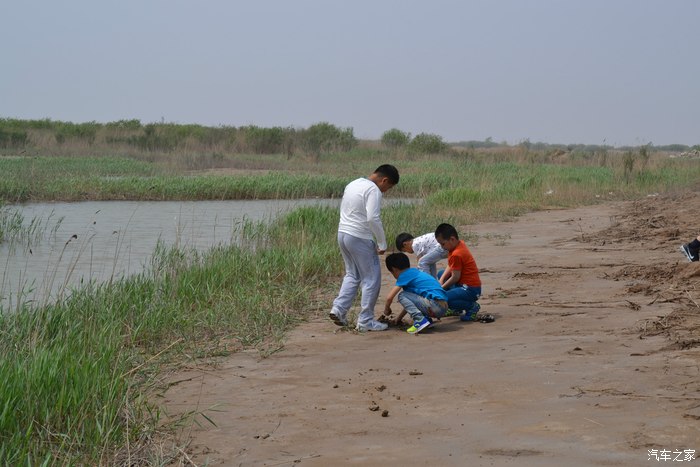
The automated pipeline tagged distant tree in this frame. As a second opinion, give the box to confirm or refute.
[301,122,357,159]
[0,128,28,148]
[243,125,286,154]
[381,128,410,148]
[282,127,298,160]
[105,119,142,131]
[408,132,448,154]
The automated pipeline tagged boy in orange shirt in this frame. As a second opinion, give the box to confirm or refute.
[434,223,483,321]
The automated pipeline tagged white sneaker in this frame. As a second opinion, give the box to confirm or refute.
[329,309,348,326]
[355,320,389,332]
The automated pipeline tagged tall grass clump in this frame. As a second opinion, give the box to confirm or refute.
[0,293,133,465]
[0,204,63,249]
[0,203,23,243]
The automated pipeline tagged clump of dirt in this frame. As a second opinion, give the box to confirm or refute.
[513,272,552,279]
[612,264,680,282]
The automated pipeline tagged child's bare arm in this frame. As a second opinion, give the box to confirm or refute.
[439,267,452,286]
[442,269,461,289]
[383,286,402,316]
[392,309,407,326]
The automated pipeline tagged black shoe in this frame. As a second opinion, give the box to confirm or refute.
[477,314,495,323]
[680,244,699,262]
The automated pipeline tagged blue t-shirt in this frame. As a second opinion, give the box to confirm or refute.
[396,268,448,302]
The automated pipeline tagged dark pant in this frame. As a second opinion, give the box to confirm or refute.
[445,285,481,312]
[438,269,481,312]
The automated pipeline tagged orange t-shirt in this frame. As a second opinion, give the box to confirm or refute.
[448,240,481,287]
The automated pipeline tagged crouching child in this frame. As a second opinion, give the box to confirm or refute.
[395,231,448,278]
[435,223,483,321]
[382,252,449,334]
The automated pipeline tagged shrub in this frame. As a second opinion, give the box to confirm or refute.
[408,132,448,154]
[54,122,99,145]
[105,119,142,131]
[381,128,410,149]
[128,124,177,152]
[0,129,28,148]
[242,126,286,154]
[301,122,357,158]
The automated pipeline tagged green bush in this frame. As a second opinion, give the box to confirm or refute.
[301,122,357,157]
[105,119,142,131]
[243,126,286,154]
[0,129,28,148]
[128,124,178,152]
[54,122,99,145]
[408,132,448,154]
[381,128,410,148]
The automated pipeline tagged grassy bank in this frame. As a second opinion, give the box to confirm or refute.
[1,147,700,464]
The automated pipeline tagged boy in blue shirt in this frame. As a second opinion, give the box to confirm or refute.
[382,252,449,334]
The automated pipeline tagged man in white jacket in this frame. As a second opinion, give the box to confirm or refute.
[329,164,400,331]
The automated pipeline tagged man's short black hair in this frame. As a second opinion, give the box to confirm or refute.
[386,252,411,271]
[435,223,459,240]
[374,164,400,185]
[395,232,414,251]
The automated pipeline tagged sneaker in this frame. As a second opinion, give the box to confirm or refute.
[680,244,699,262]
[460,302,481,322]
[356,320,389,332]
[329,309,348,327]
[443,309,459,317]
[407,316,432,335]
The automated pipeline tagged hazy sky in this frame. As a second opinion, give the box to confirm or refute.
[2,1,698,146]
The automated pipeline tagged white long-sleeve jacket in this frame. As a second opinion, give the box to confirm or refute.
[337,178,387,250]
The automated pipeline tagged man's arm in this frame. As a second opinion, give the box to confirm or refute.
[365,189,387,252]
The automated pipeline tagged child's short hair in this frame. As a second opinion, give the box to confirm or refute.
[374,164,400,185]
[395,232,414,251]
[386,252,411,271]
[435,223,459,240]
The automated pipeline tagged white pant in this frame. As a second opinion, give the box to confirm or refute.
[417,246,448,278]
[332,232,381,325]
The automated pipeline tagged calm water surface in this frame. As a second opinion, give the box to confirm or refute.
[1,199,345,309]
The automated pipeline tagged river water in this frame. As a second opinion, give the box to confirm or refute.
[1,199,346,310]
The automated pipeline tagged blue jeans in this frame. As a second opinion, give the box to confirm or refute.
[417,246,448,278]
[397,290,449,323]
[438,269,481,312]
[332,232,381,325]
[445,285,481,312]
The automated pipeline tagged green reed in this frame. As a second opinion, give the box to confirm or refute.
[0,204,63,249]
